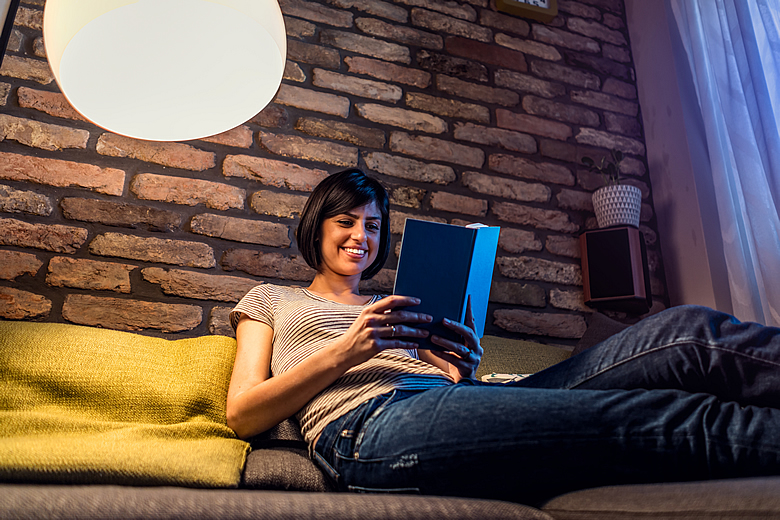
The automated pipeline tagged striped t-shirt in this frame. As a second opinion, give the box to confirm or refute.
[230,284,454,446]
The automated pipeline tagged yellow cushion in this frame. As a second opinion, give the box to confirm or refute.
[0,321,249,487]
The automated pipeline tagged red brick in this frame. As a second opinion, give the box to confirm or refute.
[446,36,526,72]
[13,6,42,30]
[327,0,408,23]
[0,217,88,253]
[355,17,442,50]
[567,17,626,46]
[488,154,575,186]
[429,191,487,217]
[199,125,253,148]
[2,107,84,153]
[498,227,543,254]
[411,9,491,42]
[497,256,582,285]
[436,75,519,107]
[532,25,600,54]
[492,201,579,233]
[463,171,550,202]
[190,213,291,247]
[363,152,456,185]
[274,84,350,118]
[250,190,309,218]
[0,183,52,215]
[0,250,43,280]
[250,104,291,128]
[279,0,353,27]
[96,133,216,171]
[295,116,386,148]
[286,39,341,69]
[223,155,328,191]
[575,128,645,156]
[495,34,562,61]
[208,306,235,337]
[479,9,530,36]
[494,308,586,339]
[258,130,359,167]
[0,152,125,195]
[221,249,315,281]
[313,68,403,102]
[345,56,431,88]
[522,95,599,126]
[494,69,566,99]
[62,294,202,333]
[46,257,136,293]
[320,29,411,64]
[416,50,488,82]
[355,104,447,134]
[489,281,545,307]
[453,123,536,154]
[550,288,591,312]
[571,89,638,116]
[405,92,489,124]
[130,173,245,210]
[532,61,600,89]
[389,132,484,168]
[0,287,51,319]
[17,87,88,121]
[496,110,572,141]
[546,235,581,258]
[398,0,476,21]
[89,233,215,268]
[60,197,181,232]
[0,56,53,84]
[141,267,260,302]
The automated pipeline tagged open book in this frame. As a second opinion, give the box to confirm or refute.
[392,218,500,350]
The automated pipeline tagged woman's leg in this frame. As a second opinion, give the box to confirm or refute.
[516,305,780,407]
[316,383,780,506]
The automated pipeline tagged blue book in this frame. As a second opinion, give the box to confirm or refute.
[392,219,500,350]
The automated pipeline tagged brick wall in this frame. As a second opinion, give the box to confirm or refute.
[0,0,667,345]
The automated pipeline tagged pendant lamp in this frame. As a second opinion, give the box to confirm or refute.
[43,0,286,142]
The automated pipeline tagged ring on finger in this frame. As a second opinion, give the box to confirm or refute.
[391,325,396,337]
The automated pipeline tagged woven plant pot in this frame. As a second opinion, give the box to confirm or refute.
[592,184,642,228]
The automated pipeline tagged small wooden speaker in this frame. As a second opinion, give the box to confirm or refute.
[580,226,651,314]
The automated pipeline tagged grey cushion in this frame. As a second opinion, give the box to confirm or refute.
[241,447,333,492]
[572,312,630,356]
[478,336,571,378]
[0,484,554,520]
[542,477,780,520]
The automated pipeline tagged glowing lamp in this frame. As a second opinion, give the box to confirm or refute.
[43,0,286,141]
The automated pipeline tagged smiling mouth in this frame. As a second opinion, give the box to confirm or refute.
[342,247,367,257]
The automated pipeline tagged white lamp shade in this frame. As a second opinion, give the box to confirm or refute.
[43,0,286,142]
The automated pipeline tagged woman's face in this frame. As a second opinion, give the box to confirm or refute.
[318,200,382,279]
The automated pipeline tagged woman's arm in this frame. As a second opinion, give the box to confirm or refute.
[226,295,432,440]
[418,297,483,383]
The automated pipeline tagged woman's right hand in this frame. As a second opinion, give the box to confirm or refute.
[333,294,432,367]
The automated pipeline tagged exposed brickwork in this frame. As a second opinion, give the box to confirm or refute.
[0,0,666,341]
[130,173,245,211]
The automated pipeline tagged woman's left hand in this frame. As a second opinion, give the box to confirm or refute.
[429,296,483,381]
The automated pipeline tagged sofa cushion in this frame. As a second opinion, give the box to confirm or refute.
[0,321,249,488]
[241,447,334,491]
[477,336,571,379]
[542,477,780,519]
[0,484,554,520]
[571,312,630,356]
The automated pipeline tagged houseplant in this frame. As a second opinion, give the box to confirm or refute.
[582,149,642,228]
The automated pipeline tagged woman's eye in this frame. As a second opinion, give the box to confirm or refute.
[338,220,353,226]
[367,223,380,232]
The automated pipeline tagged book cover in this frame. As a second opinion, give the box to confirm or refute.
[392,218,500,349]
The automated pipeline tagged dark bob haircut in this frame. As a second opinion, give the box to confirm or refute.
[296,168,390,280]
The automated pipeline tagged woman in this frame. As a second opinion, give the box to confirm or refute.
[228,168,780,505]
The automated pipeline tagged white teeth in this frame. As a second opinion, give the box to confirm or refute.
[343,247,366,255]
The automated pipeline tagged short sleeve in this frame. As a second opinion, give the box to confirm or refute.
[230,284,275,331]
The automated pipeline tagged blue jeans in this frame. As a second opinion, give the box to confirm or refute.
[312,305,780,505]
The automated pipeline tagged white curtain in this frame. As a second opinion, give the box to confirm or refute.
[670,0,780,326]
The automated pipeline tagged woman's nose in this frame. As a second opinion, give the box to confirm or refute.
[352,225,367,241]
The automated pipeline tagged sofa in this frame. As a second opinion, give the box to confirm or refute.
[2,316,780,520]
